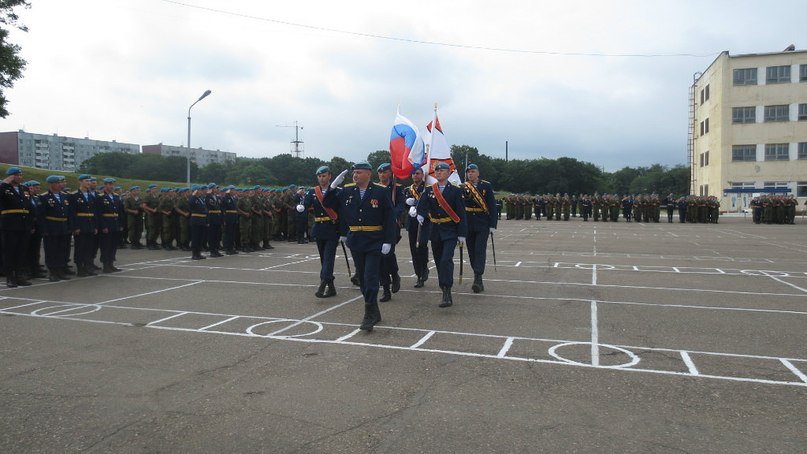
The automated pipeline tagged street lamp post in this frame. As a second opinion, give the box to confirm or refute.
[187,89,212,185]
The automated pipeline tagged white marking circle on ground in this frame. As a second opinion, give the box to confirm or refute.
[245,320,324,338]
[574,263,615,271]
[740,269,790,277]
[548,342,640,369]
[32,304,103,317]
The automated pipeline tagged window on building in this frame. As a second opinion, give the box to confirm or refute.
[764,181,788,189]
[764,104,789,122]
[799,104,807,121]
[699,153,704,167]
[704,184,709,196]
[799,142,807,160]
[766,65,791,84]
[700,121,704,136]
[732,106,756,124]
[705,84,710,101]
[699,185,703,196]
[732,145,756,162]
[801,65,807,82]
[733,68,757,85]
[798,182,807,197]
[700,89,704,104]
[764,143,790,161]
[705,118,709,133]
[705,150,709,166]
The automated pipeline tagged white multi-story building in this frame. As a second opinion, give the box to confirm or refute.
[0,130,139,171]
[690,48,807,211]
[142,143,236,167]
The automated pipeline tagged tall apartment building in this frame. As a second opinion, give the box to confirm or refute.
[142,143,236,167]
[690,48,807,211]
[0,130,140,172]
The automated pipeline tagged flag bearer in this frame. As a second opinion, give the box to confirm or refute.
[461,163,496,294]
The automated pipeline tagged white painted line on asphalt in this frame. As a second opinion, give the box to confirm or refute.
[590,301,599,367]
[410,330,436,349]
[199,316,240,331]
[514,261,522,267]
[146,312,188,326]
[260,258,316,271]
[681,351,699,376]
[335,328,362,343]
[96,281,204,305]
[267,295,364,337]
[591,264,598,286]
[766,274,807,294]
[497,337,514,358]
[0,300,48,311]
[780,359,807,384]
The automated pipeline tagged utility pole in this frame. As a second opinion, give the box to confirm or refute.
[276,121,305,158]
[505,140,508,162]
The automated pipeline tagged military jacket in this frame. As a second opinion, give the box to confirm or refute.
[416,183,468,241]
[323,183,397,252]
[37,191,71,236]
[462,180,497,232]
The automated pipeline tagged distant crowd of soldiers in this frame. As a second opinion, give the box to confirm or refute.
[748,195,799,224]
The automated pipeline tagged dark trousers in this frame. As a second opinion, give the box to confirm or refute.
[223,222,236,251]
[74,232,95,269]
[351,247,381,306]
[431,237,458,288]
[317,238,338,282]
[379,246,398,288]
[43,235,69,270]
[667,208,675,223]
[99,230,119,265]
[2,229,29,275]
[191,224,207,256]
[407,227,429,279]
[466,229,488,276]
[208,222,222,253]
[27,231,42,273]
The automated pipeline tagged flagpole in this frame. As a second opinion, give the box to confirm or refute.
[426,103,438,185]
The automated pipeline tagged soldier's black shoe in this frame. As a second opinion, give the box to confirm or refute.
[414,278,424,288]
[63,267,76,275]
[391,273,401,293]
[359,304,381,331]
[439,286,453,308]
[85,267,97,276]
[423,268,429,282]
[265,244,274,250]
[210,251,223,258]
[225,249,236,255]
[16,276,32,286]
[103,265,115,274]
[6,278,17,288]
[324,279,337,297]
[379,286,392,302]
[92,264,102,271]
[48,273,61,282]
[472,275,483,294]
[315,280,328,298]
[350,274,360,286]
[32,271,47,279]
[191,254,206,260]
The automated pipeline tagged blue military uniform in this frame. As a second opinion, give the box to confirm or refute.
[415,166,468,306]
[70,175,99,276]
[404,179,430,287]
[96,178,122,272]
[302,166,342,297]
[377,163,405,300]
[461,166,497,293]
[0,167,34,286]
[206,183,223,257]
[221,186,239,254]
[188,186,209,260]
[38,176,72,280]
[23,181,45,279]
[323,162,397,331]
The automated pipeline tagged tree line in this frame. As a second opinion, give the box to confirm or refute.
[79,146,690,196]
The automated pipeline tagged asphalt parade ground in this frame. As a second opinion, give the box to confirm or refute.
[1,216,806,452]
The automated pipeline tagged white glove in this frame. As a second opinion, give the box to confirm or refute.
[458,236,466,246]
[417,215,424,225]
[489,227,496,233]
[408,206,417,217]
[339,236,347,243]
[296,204,305,212]
[331,169,348,189]
[406,197,416,206]
[381,243,391,255]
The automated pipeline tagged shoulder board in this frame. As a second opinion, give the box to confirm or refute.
[343,183,356,187]
[394,182,402,187]
[481,180,491,185]
[373,183,386,188]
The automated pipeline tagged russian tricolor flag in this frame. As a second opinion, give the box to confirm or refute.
[389,110,425,180]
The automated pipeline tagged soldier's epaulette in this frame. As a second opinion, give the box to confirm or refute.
[373,183,386,188]
[343,183,357,187]
[481,179,491,185]
[394,182,402,187]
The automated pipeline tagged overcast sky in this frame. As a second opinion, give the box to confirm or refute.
[0,0,804,171]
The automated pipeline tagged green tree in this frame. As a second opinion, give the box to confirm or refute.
[366,150,389,173]
[0,1,30,118]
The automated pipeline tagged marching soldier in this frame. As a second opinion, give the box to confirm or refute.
[414,162,468,307]
[96,177,122,273]
[376,163,404,302]
[461,164,496,294]
[38,175,72,281]
[404,167,430,288]
[221,185,240,255]
[206,183,224,257]
[188,185,209,260]
[322,162,397,331]
[70,174,98,277]
[298,166,341,298]
[125,186,144,248]
[142,184,160,249]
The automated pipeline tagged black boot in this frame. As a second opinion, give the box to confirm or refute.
[359,303,381,331]
[103,263,115,274]
[15,272,32,286]
[379,285,392,302]
[48,269,61,282]
[471,274,484,293]
[439,286,453,308]
[324,279,337,298]
[6,275,17,288]
[314,280,328,298]
[350,273,360,286]
[414,276,424,288]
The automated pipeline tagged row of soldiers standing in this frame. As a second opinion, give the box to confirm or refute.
[748,195,799,224]
[504,193,666,222]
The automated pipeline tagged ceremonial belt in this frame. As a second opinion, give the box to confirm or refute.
[431,184,460,223]
[315,186,338,221]
[349,225,382,232]
[224,210,238,214]
[76,213,95,217]
[1,209,29,215]
[315,216,334,223]
[429,215,453,224]
[465,207,486,213]
[102,213,118,218]
[464,182,488,214]
[46,216,68,222]
[409,184,423,201]
[191,213,207,218]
